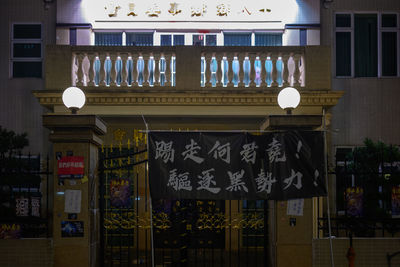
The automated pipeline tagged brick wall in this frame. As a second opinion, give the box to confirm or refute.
[0,239,53,267]
[313,238,400,267]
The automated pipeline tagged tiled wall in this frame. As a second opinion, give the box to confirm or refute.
[0,239,53,267]
[313,238,400,267]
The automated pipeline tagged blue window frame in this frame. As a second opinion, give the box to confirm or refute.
[300,30,307,46]
[70,28,77,45]
[126,33,153,46]
[161,35,172,46]
[173,35,185,45]
[206,35,217,46]
[254,33,282,46]
[224,33,251,46]
[94,32,122,46]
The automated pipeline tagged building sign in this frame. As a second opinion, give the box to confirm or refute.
[58,156,84,179]
[149,131,326,200]
[98,0,277,21]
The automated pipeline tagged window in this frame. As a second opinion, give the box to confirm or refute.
[69,28,77,45]
[126,33,153,46]
[255,33,282,46]
[336,32,352,76]
[205,35,217,46]
[381,14,398,76]
[11,24,42,78]
[335,12,400,77]
[193,35,203,46]
[299,30,307,46]
[173,35,184,45]
[354,14,377,77]
[192,34,217,46]
[224,33,251,46]
[95,32,122,46]
[161,34,185,46]
[161,35,172,46]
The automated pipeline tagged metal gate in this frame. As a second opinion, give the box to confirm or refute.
[99,139,269,267]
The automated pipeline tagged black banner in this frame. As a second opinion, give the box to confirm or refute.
[149,131,326,200]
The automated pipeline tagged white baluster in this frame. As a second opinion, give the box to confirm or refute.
[71,53,78,86]
[221,56,229,87]
[115,55,123,87]
[298,55,305,87]
[200,56,206,87]
[93,55,101,87]
[81,54,90,87]
[104,55,112,87]
[287,55,295,87]
[159,54,167,87]
[126,55,134,87]
[276,56,284,87]
[265,56,273,87]
[148,55,155,87]
[170,55,176,87]
[75,54,84,87]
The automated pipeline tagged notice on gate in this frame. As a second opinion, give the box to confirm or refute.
[58,156,85,179]
[148,131,326,200]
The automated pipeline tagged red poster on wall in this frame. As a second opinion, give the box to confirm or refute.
[58,156,84,179]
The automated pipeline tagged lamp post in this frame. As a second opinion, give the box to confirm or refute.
[277,87,301,115]
[62,87,86,114]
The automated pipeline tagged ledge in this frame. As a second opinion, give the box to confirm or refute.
[43,115,107,145]
[260,115,323,130]
[34,89,344,111]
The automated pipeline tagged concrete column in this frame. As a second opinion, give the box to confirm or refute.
[43,115,107,267]
[262,114,323,267]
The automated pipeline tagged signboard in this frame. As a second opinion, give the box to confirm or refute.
[149,131,326,200]
[58,156,84,179]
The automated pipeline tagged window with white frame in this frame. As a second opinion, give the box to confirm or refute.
[94,32,122,46]
[160,34,185,46]
[224,32,251,46]
[335,12,399,77]
[126,32,153,46]
[254,33,283,46]
[192,34,217,46]
[11,24,42,78]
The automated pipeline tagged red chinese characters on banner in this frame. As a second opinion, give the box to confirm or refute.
[58,156,84,178]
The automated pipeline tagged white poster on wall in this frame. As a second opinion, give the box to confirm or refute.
[287,198,304,216]
[64,189,82,214]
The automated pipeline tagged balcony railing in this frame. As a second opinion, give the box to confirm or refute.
[69,46,308,89]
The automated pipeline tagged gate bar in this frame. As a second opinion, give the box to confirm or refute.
[142,115,155,267]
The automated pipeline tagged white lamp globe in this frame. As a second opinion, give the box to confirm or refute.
[277,87,301,114]
[62,87,86,114]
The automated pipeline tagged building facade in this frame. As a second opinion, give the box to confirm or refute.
[0,0,399,266]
